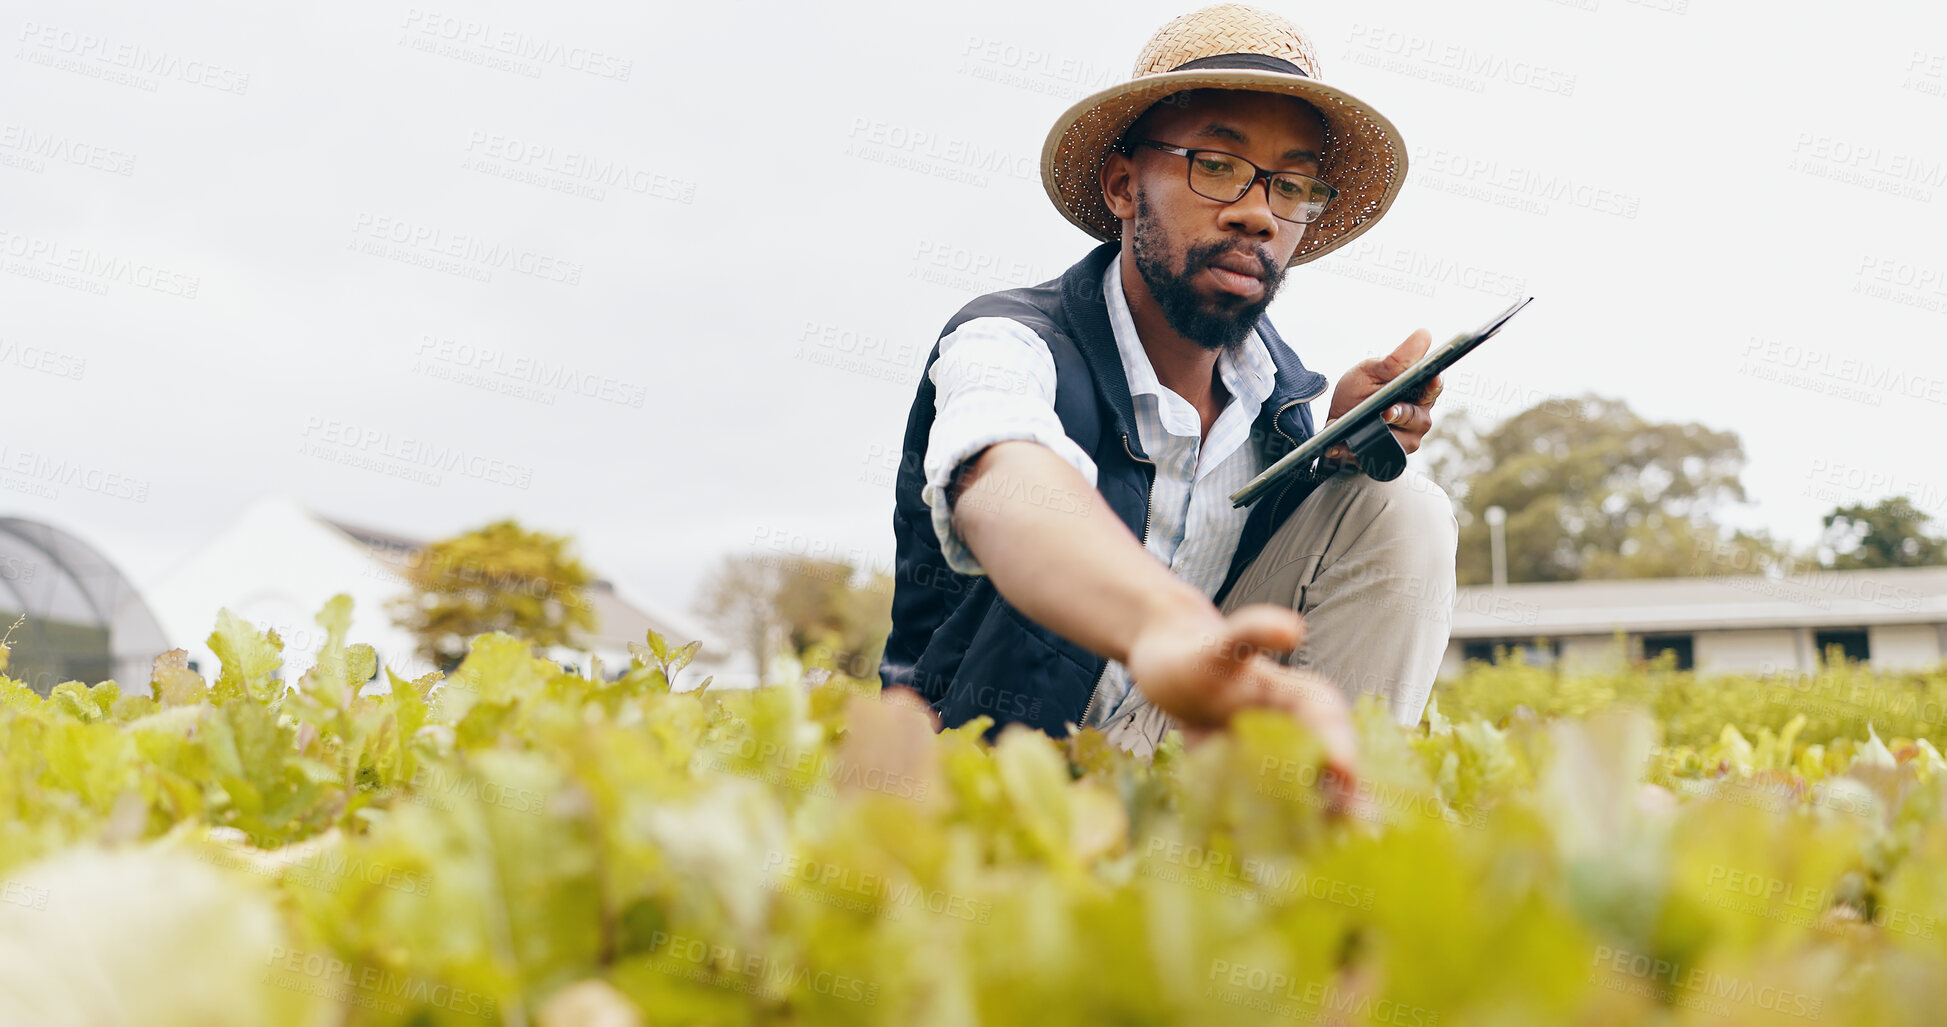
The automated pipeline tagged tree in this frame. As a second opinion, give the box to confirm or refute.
[1424,395,1786,584]
[1820,496,1947,568]
[695,554,788,688]
[387,520,596,671]
[696,553,893,687]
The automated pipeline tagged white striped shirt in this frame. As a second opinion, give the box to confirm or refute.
[920,252,1280,726]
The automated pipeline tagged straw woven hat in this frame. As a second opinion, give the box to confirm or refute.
[1040,4,1407,268]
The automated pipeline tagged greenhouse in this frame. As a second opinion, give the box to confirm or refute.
[0,517,168,696]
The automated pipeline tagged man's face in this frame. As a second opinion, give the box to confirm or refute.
[1104,89,1328,353]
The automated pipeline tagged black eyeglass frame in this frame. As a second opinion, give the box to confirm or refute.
[1124,139,1339,225]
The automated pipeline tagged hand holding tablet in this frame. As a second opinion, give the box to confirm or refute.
[1229,296,1535,509]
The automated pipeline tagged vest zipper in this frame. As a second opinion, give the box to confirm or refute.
[1080,433,1157,730]
[1266,381,1327,510]
[1215,382,1327,606]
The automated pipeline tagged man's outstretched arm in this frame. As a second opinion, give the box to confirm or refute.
[947,439,1358,779]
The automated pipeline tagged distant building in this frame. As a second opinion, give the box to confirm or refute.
[147,495,746,692]
[1441,565,1947,677]
[0,517,170,695]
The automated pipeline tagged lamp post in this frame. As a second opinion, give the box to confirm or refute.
[1485,505,1507,587]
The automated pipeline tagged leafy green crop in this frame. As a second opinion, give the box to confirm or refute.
[2,598,1946,1025]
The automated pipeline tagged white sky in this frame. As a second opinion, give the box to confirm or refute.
[3,0,1944,636]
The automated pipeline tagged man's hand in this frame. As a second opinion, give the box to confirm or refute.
[1323,328,1442,461]
[1123,598,1360,812]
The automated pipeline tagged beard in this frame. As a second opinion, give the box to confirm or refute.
[1130,188,1288,354]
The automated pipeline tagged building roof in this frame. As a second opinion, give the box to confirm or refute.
[1450,565,1947,639]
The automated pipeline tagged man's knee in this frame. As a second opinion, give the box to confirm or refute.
[1336,468,1459,566]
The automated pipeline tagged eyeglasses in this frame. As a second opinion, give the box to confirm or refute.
[1126,139,1338,225]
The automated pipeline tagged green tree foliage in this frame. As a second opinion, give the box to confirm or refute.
[1820,496,1947,569]
[775,560,893,680]
[697,553,893,687]
[1425,394,1786,584]
[386,519,596,670]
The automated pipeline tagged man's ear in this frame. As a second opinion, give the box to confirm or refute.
[1100,150,1137,221]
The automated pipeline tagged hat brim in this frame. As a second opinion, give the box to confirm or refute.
[1040,69,1407,268]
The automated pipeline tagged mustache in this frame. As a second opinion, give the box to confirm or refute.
[1185,240,1274,281]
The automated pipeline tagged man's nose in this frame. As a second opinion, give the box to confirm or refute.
[1219,178,1282,239]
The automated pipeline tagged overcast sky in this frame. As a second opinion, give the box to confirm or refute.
[4,0,1944,640]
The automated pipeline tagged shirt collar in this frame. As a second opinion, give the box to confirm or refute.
[1103,251,1277,415]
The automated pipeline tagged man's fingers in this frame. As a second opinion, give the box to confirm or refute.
[1246,665,1361,814]
[1215,604,1307,665]
[1417,373,1443,407]
[1382,402,1434,449]
[1274,668,1359,776]
[1376,328,1433,379]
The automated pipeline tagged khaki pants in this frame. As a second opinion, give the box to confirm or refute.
[1098,465,1460,758]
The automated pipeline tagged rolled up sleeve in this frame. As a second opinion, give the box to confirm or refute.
[920,317,1098,576]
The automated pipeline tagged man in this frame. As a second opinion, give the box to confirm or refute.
[878,4,1459,780]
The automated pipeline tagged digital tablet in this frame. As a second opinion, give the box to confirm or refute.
[1228,296,1534,508]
